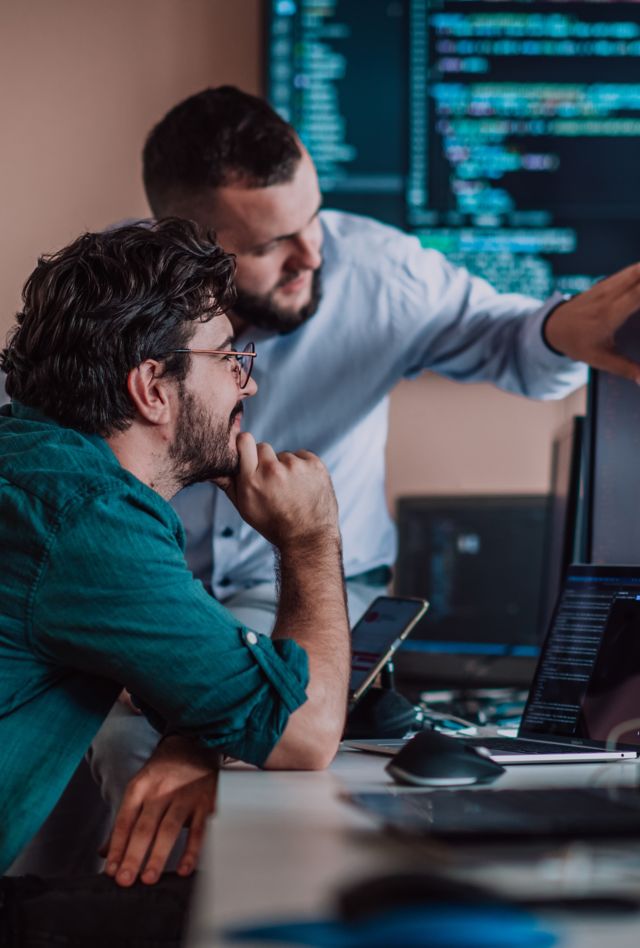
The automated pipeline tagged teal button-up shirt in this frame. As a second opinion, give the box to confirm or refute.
[0,402,309,871]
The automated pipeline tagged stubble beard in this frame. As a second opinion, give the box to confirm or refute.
[232,267,323,335]
[170,387,242,489]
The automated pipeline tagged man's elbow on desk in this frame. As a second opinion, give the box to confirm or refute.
[262,691,346,771]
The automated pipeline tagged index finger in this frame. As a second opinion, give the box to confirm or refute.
[113,799,169,887]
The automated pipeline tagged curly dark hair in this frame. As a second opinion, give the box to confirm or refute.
[143,86,302,217]
[0,218,236,435]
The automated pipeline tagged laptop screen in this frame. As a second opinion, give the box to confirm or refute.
[520,565,640,748]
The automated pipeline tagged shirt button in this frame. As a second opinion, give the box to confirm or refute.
[246,632,258,645]
[219,577,231,587]
[221,527,234,538]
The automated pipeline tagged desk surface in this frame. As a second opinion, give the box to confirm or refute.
[186,748,640,948]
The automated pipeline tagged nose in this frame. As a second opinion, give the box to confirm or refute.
[288,225,322,273]
[242,375,258,398]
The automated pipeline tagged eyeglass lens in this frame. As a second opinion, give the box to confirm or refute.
[238,342,255,389]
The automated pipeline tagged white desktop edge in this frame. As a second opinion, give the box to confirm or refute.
[185,748,640,948]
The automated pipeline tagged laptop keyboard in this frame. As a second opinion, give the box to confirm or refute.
[467,737,583,755]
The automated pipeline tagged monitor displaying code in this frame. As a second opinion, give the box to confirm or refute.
[267,0,640,295]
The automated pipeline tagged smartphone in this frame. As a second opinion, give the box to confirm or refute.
[349,596,429,705]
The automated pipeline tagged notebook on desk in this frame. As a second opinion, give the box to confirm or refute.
[347,565,640,763]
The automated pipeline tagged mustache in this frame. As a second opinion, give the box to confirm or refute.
[277,268,313,289]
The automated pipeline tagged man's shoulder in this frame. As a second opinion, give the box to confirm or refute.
[319,209,421,263]
[319,208,415,243]
[0,410,169,526]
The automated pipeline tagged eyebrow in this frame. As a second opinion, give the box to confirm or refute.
[249,201,323,253]
[192,334,234,352]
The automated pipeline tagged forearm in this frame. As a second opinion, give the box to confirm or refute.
[264,533,350,770]
[215,436,350,769]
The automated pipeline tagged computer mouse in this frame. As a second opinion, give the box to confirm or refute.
[386,729,505,786]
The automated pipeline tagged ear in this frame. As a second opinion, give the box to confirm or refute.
[126,361,175,425]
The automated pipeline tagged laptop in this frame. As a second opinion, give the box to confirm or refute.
[347,565,640,763]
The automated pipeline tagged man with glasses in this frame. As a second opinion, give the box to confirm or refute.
[0,218,350,885]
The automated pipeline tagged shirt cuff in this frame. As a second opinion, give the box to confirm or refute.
[166,630,310,768]
[241,629,310,714]
[540,293,570,356]
[519,292,588,394]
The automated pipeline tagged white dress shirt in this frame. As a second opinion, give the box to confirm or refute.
[171,210,587,599]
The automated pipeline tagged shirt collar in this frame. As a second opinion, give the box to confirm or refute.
[6,400,118,464]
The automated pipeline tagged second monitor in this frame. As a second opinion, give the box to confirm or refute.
[393,494,550,689]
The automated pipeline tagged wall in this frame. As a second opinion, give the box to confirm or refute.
[0,0,585,507]
[0,0,262,334]
[386,377,585,505]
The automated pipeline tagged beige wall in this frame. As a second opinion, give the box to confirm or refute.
[386,377,585,505]
[0,0,585,508]
[0,0,262,335]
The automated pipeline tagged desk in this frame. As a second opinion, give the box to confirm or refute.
[186,748,640,948]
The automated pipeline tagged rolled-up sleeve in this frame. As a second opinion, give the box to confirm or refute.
[29,486,309,766]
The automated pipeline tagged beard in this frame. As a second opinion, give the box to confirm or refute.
[232,267,323,335]
[169,387,242,490]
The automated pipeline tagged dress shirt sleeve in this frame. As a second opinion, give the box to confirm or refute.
[28,486,309,767]
[387,239,587,399]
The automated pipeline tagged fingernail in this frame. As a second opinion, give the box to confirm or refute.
[118,869,131,884]
[142,869,157,884]
[178,862,192,876]
[106,862,118,876]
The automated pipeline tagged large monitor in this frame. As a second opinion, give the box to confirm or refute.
[266,0,640,295]
[266,0,640,686]
[585,312,640,564]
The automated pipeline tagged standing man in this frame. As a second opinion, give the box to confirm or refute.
[89,84,639,819]
[141,85,640,632]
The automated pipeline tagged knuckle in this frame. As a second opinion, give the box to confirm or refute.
[126,776,149,800]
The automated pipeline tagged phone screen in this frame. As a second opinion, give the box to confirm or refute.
[349,596,428,700]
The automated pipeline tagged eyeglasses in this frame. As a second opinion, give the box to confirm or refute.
[171,341,256,389]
